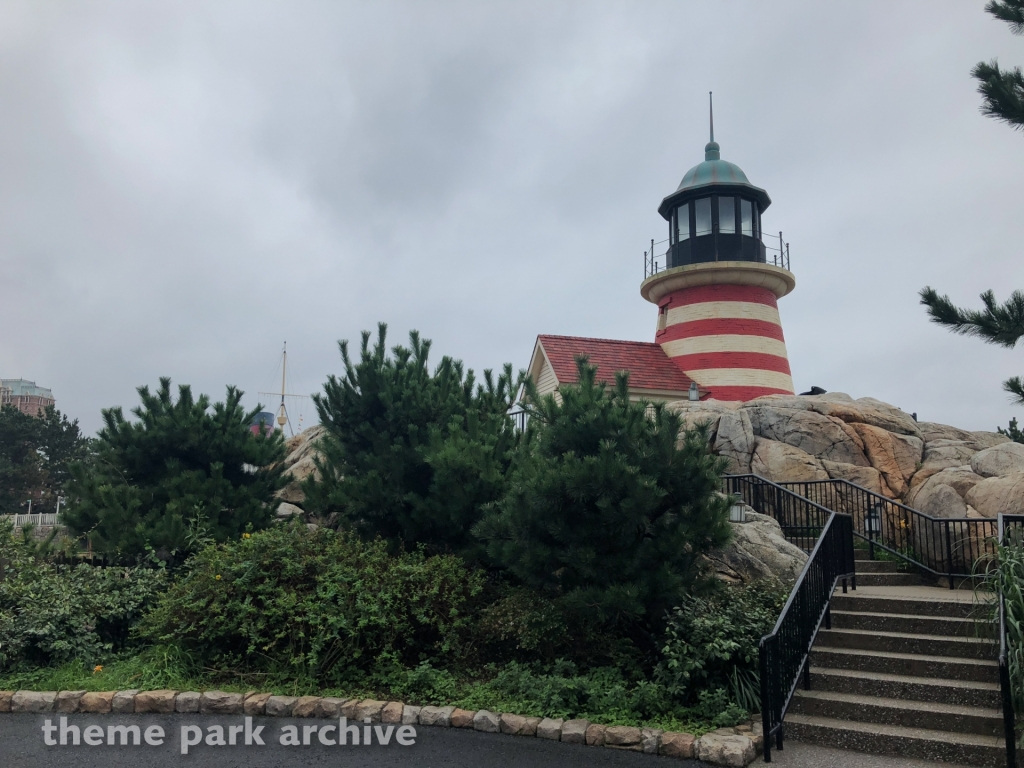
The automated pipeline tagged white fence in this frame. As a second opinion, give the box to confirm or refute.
[4,513,59,527]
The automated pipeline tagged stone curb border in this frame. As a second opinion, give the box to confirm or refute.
[0,690,761,767]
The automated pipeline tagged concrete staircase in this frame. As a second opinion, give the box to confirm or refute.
[783,553,1006,767]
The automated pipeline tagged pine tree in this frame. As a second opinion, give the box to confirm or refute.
[62,378,285,561]
[473,357,732,628]
[304,323,522,561]
[919,287,1024,405]
[973,1,1024,130]
[0,405,89,515]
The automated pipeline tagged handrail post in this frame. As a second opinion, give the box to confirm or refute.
[945,519,955,590]
[760,640,772,762]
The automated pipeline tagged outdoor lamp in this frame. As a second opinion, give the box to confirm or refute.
[688,381,700,401]
[729,493,747,523]
[867,503,883,536]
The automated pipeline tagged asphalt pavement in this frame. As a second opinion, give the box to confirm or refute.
[0,713,971,768]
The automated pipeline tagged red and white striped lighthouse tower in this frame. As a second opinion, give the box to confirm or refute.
[641,98,796,401]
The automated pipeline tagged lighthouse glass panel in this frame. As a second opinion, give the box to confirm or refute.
[676,204,689,240]
[718,196,735,234]
[740,199,753,236]
[694,198,712,236]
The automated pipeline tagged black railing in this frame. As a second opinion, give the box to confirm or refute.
[642,234,791,279]
[759,510,855,761]
[778,479,1000,586]
[998,514,1024,768]
[723,475,856,762]
[725,474,832,550]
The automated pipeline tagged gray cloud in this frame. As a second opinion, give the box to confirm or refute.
[1,0,1022,434]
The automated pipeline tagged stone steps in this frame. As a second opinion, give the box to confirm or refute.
[808,667,1002,709]
[851,572,925,587]
[810,646,999,682]
[853,559,901,573]
[829,609,993,638]
[815,627,997,659]
[784,713,1006,768]
[786,583,1008,767]
[790,689,1002,737]
[831,592,982,619]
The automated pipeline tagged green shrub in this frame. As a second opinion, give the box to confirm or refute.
[475,358,731,627]
[0,521,167,670]
[304,324,521,562]
[656,581,788,712]
[138,525,484,682]
[63,378,285,561]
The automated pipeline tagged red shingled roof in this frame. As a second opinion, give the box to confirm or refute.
[537,335,696,392]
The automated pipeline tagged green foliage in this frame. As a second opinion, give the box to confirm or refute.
[920,287,1024,406]
[137,525,484,682]
[304,323,522,561]
[0,520,167,670]
[62,378,285,561]
[475,357,731,627]
[974,0,1024,130]
[656,582,788,712]
[985,530,1024,720]
[0,405,89,515]
[999,417,1024,443]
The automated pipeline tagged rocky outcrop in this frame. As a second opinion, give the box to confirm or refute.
[676,392,1014,519]
[750,439,829,484]
[272,425,327,512]
[704,510,808,585]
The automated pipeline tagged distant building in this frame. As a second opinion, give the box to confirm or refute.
[0,379,55,417]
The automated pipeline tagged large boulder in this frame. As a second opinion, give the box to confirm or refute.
[905,466,985,510]
[743,393,921,439]
[921,440,979,472]
[965,474,1024,517]
[745,406,869,466]
[821,461,891,497]
[849,423,922,497]
[971,442,1024,479]
[750,439,829,484]
[714,410,755,474]
[914,483,968,519]
[666,400,741,438]
[919,423,1009,451]
[703,511,808,585]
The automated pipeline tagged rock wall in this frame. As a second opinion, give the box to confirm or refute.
[668,392,1020,518]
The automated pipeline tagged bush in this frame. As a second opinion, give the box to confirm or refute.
[655,581,788,712]
[0,521,167,670]
[304,324,521,562]
[138,525,484,682]
[63,378,285,561]
[475,358,732,627]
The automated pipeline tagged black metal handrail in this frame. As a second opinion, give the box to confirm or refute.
[758,510,855,761]
[998,514,1024,768]
[723,475,856,762]
[777,478,1002,586]
[643,234,791,279]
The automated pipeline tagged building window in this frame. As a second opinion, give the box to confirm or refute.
[694,198,712,236]
[718,196,735,234]
[740,199,753,236]
[676,204,690,241]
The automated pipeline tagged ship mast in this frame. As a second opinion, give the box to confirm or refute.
[276,342,289,432]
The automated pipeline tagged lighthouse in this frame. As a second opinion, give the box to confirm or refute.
[641,98,796,401]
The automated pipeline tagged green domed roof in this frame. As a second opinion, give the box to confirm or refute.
[676,141,751,191]
[658,140,770,220]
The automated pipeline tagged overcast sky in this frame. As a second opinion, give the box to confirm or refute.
[2,1,1022,435]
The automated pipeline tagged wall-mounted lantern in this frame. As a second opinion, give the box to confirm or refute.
[729,493,747,523]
